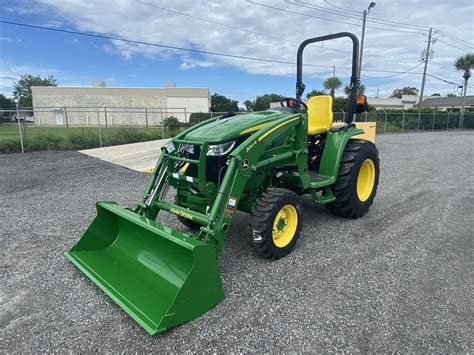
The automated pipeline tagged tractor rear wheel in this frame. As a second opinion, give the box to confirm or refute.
[326,139,380,218]
[248,188,302,259]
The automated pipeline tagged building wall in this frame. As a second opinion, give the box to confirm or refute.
[32,87,210,126]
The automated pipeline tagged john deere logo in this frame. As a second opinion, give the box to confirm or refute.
[241,160,249,169]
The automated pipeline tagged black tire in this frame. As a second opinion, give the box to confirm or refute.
[248,188,302,259]
[177,215,201,230]
[326,139,380,218]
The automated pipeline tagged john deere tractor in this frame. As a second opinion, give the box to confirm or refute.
[67,32,380,335]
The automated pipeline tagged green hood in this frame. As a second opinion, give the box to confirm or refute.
[184,110,294,143]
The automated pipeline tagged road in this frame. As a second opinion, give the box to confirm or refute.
[1,131,472,352]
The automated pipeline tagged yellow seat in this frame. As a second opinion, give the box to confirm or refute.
[307,95,333,135]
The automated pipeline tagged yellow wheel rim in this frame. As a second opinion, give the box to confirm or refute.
[357,159,376,202]
[272,204,298,248]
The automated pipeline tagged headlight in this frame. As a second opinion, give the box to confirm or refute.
[207,141,235,156]
[185,144,194,154]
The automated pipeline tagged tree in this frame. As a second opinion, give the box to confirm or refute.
[210,93,239,112]
[243,100,254,111]
[245,94,284,111]
[163,116,180,130]
[431,93,441,96]
[454,53,474,127]
[344,84,366,97]
[447,93,457,97]
[0,94,16,123]
[306,89,326,99]
[390,86,418,98]
[323,77,342,97]
[13,74,58,108]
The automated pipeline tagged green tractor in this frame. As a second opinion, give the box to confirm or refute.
[67,32,380,335]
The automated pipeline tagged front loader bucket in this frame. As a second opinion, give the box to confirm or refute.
[66,201,224,335]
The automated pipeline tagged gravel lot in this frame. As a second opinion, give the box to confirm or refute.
[1,131,472,352]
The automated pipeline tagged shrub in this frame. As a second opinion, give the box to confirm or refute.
[189,112,212,125]
[0,140,22,153]
[163,116,180,130]
[105,127,150,146]
[24,135,64,151]
[66,132,100,149]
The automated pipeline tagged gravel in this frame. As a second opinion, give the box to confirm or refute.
[1,131,472,352]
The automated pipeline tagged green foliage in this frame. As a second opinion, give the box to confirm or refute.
[454,53,474,78]
[390,86,418,98]
[306,89,326,99]
[447,93,457,97]
[332,97,349,112]
[243,100,254,111]
[210,93,239,112]
[13,74,58,109]
[66,132,100,149]
[323,77,342,97]
[431,93,441,96]
[344,84,365,97]
[246,94,284,111]
[189,112,212,125]
[163,116,180,130]
[0,94,16,123]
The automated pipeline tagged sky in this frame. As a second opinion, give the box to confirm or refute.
[0,0,473,106]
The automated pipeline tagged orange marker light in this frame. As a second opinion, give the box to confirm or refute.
[356,95,367,105]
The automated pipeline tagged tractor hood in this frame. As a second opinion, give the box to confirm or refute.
[184,110,295,143]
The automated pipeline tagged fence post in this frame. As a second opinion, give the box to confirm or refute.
[401,110,405,133]
[97,111,103,148]
[446,111,450,129]
[64,107,69,128]
[432,111,436,131]
[382,109,387,134]
[16,103,24,153]
[145,108,149,128]
[341,109,345,122]
[184,108,187,124]
[104,107,108,128]
[417,110,421,130]
[160,109,164,139]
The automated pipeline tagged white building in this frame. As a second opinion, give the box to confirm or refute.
[367,95,432,110]
[31,86,211,126]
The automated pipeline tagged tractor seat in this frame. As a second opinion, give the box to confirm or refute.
[307,95,334,135]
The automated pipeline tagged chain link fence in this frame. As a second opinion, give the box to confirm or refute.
[1,106,473,153]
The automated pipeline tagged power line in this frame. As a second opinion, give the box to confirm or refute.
[135,0,299,44]
[296,0,428,32]
[0,20,334,69]
[362,62,424,78]
[323,0,360,15]
[434,29,474,49]
[248,1,425,35]
[437,39,472,52]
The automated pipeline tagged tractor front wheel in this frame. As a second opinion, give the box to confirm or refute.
[248,188,302,259]
[326,139,380,218]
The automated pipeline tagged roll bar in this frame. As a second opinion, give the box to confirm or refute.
[296,32,360,123]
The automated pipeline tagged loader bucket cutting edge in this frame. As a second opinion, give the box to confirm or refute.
[66,201,224,335]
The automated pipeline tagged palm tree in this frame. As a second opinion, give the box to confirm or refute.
[454,53,474,127]
[323,77,342,97]
[344,84,366,97]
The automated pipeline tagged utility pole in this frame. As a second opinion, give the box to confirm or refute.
[460,73,470,128]
[332,65,336,78]
[418,27,433,108]
[358,2,376,78]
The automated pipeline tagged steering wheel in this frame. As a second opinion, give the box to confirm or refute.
[280,97,308,110]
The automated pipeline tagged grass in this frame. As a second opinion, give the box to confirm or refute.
[0,123,183,153]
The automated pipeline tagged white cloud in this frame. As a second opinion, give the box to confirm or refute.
[7,0,474,97]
